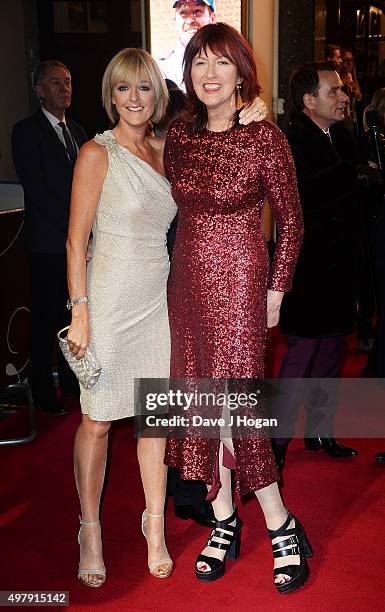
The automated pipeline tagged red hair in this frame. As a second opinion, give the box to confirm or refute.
[182,23,261,132]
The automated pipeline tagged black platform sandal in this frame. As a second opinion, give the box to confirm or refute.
[195,506,243,582]
[268,511,313,594]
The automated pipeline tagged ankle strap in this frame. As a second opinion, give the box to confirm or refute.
[267,511,293,540]
[214,506,238,529]
[144,509,164,518]
[79,515,100,525]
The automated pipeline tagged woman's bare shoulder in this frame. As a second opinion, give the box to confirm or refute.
[77,140,108,177]
[79,139,108,160]
[74,139,108,185]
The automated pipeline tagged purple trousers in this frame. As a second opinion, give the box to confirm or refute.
[274,335,345,444]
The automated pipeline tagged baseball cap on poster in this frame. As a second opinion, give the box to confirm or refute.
[172,0,216,11]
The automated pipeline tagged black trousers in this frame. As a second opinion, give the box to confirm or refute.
[167,467,208,509]
[274,335,345,445]
[28,253,78,400]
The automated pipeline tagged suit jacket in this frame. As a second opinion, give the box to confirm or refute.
[11,109,87,253]
[279,110,361,338]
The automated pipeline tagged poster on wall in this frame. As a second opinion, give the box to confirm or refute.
[144,0,247,91]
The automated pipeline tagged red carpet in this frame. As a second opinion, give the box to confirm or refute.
[1,333,384,611]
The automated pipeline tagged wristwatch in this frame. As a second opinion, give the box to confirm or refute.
[67,296,88,310]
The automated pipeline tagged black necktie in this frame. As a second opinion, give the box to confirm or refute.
[58,121,77,162]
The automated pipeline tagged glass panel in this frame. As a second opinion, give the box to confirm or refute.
[366,40,385,101]
[340,5,358,39]
[53,1,87,33]
[369,5,385,37]
[53,0,107,33]
[130,0,141,33]
[368,41,380,76]
[314,0,327,61]
[354,41,366,81]
[87,1,108,33]
[378,40,385,74]
[356,6,367,38]
[368,40,385,75]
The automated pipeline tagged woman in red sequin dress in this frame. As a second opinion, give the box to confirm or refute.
[164,24,311,592]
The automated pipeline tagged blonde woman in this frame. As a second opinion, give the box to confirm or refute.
[67,48,177,586]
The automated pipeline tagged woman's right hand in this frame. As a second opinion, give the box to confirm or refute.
[67,309,90,359]
[267,289,284,329]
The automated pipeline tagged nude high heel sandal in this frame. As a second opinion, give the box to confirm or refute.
[141,510,173,578]
[77,517,106,588]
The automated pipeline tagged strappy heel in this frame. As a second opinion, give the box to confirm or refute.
[268,511,313,594]
[195,506,243,582]
[141,510,173,579]
[77,517,106,588]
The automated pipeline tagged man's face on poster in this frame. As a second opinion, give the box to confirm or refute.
[174,1,216,47]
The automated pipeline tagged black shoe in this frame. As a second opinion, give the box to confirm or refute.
[272,441,287,471]
[268,511,313,594]
[304,435,358,457]
[34,395,68,416]
[195,506,242,582]
[175,502,215,528]
[375,451,385,464]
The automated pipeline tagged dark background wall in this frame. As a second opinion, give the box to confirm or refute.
[0,1,37,181]
[0,0,142,181]
[36,0,142,137]
[278,0,315,126]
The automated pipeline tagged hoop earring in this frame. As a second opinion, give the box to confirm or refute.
[235,83,243,111]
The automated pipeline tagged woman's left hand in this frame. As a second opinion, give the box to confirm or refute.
[267,290,284,328]
[239,97,268,125]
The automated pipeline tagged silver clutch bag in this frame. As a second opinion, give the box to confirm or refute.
[57,326,102,390]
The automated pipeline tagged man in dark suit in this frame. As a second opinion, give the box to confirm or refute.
[12,60,87,415]
[273,62,360,467]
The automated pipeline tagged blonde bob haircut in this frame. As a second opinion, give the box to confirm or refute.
[102,48,169,125]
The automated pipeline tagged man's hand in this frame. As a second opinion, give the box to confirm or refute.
[239,97,268,125]
[267,290,284,328]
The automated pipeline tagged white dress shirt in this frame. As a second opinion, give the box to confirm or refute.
[323,127,333,143]
[41,107,78,155]
[157,39,186,92]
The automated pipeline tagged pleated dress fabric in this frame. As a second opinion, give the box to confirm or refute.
[80,130,177,421]
[163,119,304,497]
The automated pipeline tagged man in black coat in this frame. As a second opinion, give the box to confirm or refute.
[273,62,360,466]
[12,60,87,415]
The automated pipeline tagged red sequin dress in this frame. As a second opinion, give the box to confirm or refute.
[164,119,303,497]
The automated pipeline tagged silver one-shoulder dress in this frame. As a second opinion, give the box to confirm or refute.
[80,130,177,421]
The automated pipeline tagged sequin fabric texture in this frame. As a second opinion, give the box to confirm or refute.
[164,119,303,497]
